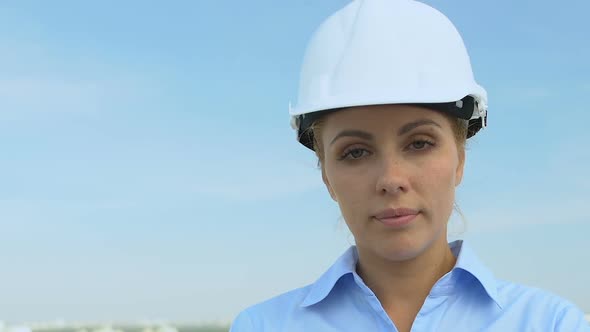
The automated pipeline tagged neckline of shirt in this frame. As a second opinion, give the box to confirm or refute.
[300,240,503,309]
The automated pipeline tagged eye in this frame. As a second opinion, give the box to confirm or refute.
[408,139,435,151]
[339,147,370,160]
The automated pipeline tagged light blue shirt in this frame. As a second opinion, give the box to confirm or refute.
[230,240,589,331]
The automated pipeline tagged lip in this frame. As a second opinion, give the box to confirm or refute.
[373,208,420,228]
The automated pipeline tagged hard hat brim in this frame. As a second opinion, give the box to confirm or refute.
[296,96,485,151]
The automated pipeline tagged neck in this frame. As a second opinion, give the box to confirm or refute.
[355,236,457,309]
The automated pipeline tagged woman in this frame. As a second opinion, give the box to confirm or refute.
[231,0,589,331]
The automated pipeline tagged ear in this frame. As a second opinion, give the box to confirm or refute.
[321,166,338,202]
[455,147,465,187]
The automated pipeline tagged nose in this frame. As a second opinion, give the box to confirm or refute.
[375,155,410,195]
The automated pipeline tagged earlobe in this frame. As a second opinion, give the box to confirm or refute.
[321,168,338,202]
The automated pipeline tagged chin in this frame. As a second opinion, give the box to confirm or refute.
[378,245,424,262]
[373,233,436,262]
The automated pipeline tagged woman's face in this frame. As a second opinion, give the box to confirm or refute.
[320,104,465,261]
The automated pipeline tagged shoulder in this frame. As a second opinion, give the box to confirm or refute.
[496,278,575,310]
[495,279,589,330]
[229,284,314,332]
[230,246,358,331]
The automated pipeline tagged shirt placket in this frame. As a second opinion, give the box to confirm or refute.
[354,274,399,331]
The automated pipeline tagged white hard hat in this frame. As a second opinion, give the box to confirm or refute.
[290,0,488,150]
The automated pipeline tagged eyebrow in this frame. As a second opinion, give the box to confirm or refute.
[330,130,374,146]
[329,119,442,146]
[398,119,442,136]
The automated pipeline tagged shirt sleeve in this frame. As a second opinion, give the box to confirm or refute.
[229,309,256,332]
[554,304,590,331]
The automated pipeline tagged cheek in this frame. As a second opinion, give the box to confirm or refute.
[424,161,456,186]
[417,158,457,213]
[326,164,372,216]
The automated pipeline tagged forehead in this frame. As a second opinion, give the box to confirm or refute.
[322,104,451,132]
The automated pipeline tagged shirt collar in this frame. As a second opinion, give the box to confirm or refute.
[301,240,503,309]
[300,246,358,307]
[450,240,503,309]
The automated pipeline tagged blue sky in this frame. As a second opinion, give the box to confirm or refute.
[0,0,589,324]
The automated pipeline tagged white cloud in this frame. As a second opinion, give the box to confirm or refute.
[464,194,590,234]
[0,75,153,116]
[493,85,554,102]
[0,39,156,116]
[193,161,323,201]
[0,77,104,114]
[0,39,108,114]
[462,133,590,234]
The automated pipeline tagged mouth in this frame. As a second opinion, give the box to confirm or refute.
[373,208,420,228]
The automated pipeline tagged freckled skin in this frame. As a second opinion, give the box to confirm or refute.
[320,104,465,263]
